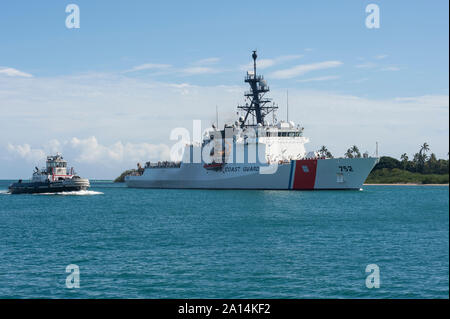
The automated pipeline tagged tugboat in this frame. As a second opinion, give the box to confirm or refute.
[8,154,90,194]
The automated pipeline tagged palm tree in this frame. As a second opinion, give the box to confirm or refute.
[345,149,354,158]
[414,148,428,173]
[318,146,333,158]
[426,153,438,173]
[400,153,409,169]
[428,153,437,162]
[400,153,408,162]
[318,146,328,157]
[351,145,361,158]
[420,142,430,155]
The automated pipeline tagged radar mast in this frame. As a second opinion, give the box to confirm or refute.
[238,50,278,127]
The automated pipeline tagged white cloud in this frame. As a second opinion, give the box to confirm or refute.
[0,67,33,78]
[5,137,172,178]
[375,54,388,60]
[7,137,170,165]
[394,95,449,108]
[355,62,377,69]
[381,66,401,71]
[168,83,193,88]
[7,143,46,162]
[349,78,369,84]
[241,55,303,71]
[70,136,170,163]
[270,61,343,79]
[355,61,400,72]
[192,57,220,66]
[297,75,340,83]
[124,62,222,76]
[124,63,172,73]
[181,66,221,75]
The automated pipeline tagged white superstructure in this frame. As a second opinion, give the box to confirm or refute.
[32,154,75,182]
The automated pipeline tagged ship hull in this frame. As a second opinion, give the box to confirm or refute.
[8,179,90,194]
[125,158,378,190]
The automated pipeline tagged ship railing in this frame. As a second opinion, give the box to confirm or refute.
[266,159,291,165]
[145,161,181,169]
[244,86,269,96]
[245,74,263,81]
[128,171,143,176]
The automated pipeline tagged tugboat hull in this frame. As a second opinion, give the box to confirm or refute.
[8,179,90,194]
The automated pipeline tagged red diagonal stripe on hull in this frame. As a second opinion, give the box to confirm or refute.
[293,159,318,190]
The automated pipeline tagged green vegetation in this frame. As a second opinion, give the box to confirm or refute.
[366,168,449,184]
[365,142,448,184]
[114,169,138,183]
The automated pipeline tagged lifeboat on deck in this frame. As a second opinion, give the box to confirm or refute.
[203,162,224,171]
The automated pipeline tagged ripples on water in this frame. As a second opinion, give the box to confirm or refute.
[0,180,448,298]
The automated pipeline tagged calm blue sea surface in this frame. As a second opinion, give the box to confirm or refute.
[0,180,448,299]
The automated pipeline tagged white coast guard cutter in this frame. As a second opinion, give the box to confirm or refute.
[126,51,378,190]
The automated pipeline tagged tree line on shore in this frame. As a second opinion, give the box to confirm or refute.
[318,142,449,175]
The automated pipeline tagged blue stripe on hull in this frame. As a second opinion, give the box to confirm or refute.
[288,161,295,189]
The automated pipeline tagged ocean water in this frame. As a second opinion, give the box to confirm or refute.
[0,180,448,299]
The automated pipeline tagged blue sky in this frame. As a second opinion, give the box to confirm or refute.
[0,1,448,179]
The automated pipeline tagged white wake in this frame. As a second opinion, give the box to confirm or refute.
[35,190,104,196]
